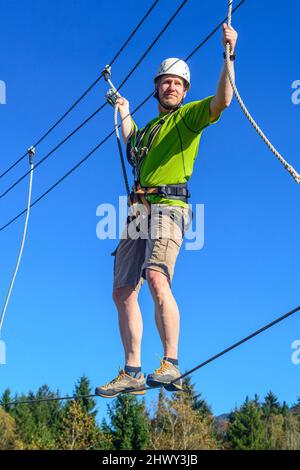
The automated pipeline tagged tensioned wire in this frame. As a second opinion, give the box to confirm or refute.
[1,305,299,407]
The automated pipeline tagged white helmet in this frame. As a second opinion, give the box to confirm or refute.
[154,58,190,90]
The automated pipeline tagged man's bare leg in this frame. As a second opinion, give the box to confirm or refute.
[146,269,180,359]
[113,286,143,367]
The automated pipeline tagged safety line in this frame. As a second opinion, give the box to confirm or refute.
[169,305,300,386]
[0,149,35,333]
[225,0,300,183]
[1,305,299,407]
[0,0,246,233]
[0,0,161,179]
[0,0,189,201]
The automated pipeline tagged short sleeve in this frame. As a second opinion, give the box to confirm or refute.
[129,118,138,143]
[179,96,222,134]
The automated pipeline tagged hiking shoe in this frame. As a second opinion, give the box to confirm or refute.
[95,369,146,398]
[146,359,183,392]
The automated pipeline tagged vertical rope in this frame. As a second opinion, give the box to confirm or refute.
[0,149,35,333]
[114,106,131,197]
[225,1,300,184]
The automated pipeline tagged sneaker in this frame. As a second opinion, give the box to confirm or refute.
[95,369,146,398]
[146,359,183,392]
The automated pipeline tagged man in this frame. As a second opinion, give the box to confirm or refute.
[96,23,238,398]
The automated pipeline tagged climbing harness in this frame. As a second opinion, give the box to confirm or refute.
[127,112,191,209]
[104,66,191,210]
[0,147,35,334]
[225,0,300,184]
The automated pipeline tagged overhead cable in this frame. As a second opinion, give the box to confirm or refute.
[0,0,246,232]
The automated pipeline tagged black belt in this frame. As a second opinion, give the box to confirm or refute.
[143,183,191,202]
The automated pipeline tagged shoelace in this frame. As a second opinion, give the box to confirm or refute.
[154,360,171,375]
[102,368,126,389]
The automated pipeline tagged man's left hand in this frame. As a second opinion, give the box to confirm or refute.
[222,23,238,53]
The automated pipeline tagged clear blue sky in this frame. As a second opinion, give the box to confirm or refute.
[0,0,299,420]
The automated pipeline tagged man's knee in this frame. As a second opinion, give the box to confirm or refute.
[146,269,170,300]
[112,286,138,306]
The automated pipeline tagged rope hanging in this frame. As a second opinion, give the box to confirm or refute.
[0,148,35,334]
[225,0,300,184]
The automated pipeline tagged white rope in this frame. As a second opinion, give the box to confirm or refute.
[226,0,300,184]
[0,148,35,333]
[114,104,131,196]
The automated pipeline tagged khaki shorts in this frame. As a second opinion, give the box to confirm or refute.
[112,204,191,293]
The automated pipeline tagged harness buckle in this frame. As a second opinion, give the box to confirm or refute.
[139,147,148,158]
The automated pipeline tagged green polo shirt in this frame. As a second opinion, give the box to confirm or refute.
[129,95,222,208]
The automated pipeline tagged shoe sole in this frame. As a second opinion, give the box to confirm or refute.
[164,383,183,392]
[147,378,183,392]
[95,388,146,398]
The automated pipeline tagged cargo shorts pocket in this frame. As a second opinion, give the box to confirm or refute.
[149,238,169,263]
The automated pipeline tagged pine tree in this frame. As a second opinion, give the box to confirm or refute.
[261,391,285,449]
[181,377,212,418]
[291,397,300,416]
[73,375,97,416]
[262,391,281,418]
[227,397,265,450]
[9,395,37,447]
[281,401,289,416]
[8,386,64,449]
[1,389,12,413]
[106,395,151,450]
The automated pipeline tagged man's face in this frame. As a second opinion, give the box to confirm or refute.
[157,74,187,109]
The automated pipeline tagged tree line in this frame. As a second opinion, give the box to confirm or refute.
[0,375,300,450]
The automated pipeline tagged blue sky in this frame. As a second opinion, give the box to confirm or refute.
[0,0,299,421]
